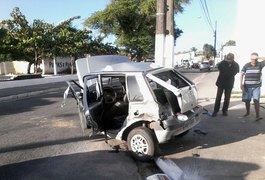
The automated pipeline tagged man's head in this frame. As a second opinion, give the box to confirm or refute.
[250,52,259,64]
[226,53,234,63]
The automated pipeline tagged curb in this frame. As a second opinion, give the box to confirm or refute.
[0,87,66,102]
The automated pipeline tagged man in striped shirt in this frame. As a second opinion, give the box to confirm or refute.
[240,52,265,120]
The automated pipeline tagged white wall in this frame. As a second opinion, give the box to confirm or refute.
[0,61,34,75]
[234,0,265,94]
[174,51,195,66]
[42,57,74,74]
[0,57,74,75]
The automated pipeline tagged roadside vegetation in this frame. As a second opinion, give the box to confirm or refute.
[0,0,191,73]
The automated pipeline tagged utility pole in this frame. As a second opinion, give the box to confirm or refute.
[155,0,166,67]
[155,0,174,68]
[164,0,174,68]
[213,21,217,61]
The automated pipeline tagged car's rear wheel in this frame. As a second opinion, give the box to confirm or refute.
[127,127,157,161]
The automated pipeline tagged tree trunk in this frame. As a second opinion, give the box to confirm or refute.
[34,47,38,73]
[27,62,33,74]
[53,57,57,75]
[70,56,75,74]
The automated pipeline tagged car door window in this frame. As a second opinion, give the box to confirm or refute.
[127,76,144,101]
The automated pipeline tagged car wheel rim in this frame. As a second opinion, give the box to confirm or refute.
[130,134,149,155]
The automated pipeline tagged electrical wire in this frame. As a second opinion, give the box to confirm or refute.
[199,0,214,33]
[203,0,214,30]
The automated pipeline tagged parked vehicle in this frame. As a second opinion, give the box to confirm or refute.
[63,55,202,161]
[199,61,211,71]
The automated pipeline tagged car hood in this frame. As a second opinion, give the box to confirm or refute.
[75,55,159,87]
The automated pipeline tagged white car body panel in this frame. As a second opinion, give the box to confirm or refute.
[65,55,202,146]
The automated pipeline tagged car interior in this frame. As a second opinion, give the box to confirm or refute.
[85,75,129,131]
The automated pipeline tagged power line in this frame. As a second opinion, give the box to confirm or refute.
[203,0,214,30]
[199,0,214,32]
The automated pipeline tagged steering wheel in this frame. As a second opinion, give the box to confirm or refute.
[103,86,117,104]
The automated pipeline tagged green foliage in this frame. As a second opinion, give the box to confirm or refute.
[222,40,236,48]
[84,0,189,60]
[191,47,197,52]
[0,7,118,74]
[203,43,216,59]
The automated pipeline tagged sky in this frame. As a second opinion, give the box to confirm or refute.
[0,0,110,27]
[0,0,237,53]
[175,0,237,52]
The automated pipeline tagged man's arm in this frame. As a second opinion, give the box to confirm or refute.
[233,62,240,76]
[240,72,245,90]
[258,57,265,67]
[258,57,265,61]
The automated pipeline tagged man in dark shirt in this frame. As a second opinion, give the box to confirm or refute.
[212,53,239,117]
[240,52,265,120]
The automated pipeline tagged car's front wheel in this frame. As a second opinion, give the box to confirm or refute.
[127,127,157,161]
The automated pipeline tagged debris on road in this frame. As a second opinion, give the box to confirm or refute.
[154,157,184,180]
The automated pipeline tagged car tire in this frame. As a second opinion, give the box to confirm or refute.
[127,127,157,161]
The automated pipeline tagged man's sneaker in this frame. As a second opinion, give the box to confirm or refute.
[211,112,217,117]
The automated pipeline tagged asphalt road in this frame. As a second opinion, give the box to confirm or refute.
[0,90,143,180]
[1,71,265,179]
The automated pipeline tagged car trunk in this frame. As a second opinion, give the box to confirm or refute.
[146,69,198,114]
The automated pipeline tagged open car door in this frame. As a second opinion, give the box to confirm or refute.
[81,75,103,134]
[63,75,103,135]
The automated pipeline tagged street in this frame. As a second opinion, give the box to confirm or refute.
[0,71,265,179]
[0,90,138,179]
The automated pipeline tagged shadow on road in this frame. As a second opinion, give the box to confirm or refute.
[0,150,138,180]
[0,150,260,180]
[0,134,105,154]
[0,91,65,116]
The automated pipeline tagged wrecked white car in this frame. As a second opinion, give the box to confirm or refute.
[63,55,202,161]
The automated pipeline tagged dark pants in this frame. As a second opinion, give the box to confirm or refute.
[214,86,232,113]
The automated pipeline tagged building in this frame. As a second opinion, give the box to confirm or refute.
[234,0,265,94]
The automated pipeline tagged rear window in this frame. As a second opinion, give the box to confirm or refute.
[153,70,190,88]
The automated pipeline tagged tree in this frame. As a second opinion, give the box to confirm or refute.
[84,0,190,60]
[52,17,118,73]
[222,40,236,48]
[0,7,120,74]
[191,47,197,52]
[0,7,32,64]
[0,7,52,73]
[89,38,118,56]
[203,43,215,59]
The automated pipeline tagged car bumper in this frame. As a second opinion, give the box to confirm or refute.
[153,105,203,143]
